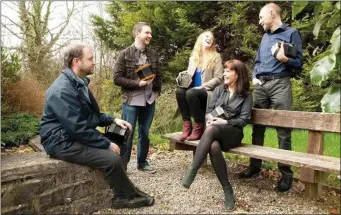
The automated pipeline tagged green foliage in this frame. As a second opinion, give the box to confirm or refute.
[1,48,22,116]
[291,1,340,113]
[99,79,122,114]
[92,1,338,112]
[1,48,21,90]
[1,113,40,147]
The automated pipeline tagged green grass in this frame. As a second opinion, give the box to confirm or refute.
[241,125,340,158]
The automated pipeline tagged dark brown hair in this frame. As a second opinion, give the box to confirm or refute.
[224,59,250,97]
[63,44,85,68]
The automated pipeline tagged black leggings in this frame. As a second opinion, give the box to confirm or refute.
[176,87,207,124]
[192,124,243,187]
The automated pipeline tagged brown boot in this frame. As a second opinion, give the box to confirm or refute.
[180,121,192,141]
[186,123,204,140]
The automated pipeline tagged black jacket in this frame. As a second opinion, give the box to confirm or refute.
[40,68,114,155]
[207,85,252,128]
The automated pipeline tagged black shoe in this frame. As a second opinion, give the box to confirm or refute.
[111,194,154,209]
[276,175,293,192]
[238,167,261,179]
[135,188,155,206]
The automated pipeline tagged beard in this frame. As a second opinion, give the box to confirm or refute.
[80,66,93,76]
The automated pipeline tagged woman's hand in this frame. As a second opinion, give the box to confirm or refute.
[206,117,228,127]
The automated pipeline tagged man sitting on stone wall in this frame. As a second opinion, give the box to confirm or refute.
[40,44,154,209]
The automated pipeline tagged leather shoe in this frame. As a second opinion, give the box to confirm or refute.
[112,195,152,209]
[238,167,261,178]
[276,175,293,192]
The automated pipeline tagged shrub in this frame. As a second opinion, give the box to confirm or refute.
[1,113,40,147]
[3,79,46,117]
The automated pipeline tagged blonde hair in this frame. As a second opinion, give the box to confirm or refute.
[191,31,218,70]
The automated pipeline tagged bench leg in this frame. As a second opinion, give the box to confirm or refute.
[301,170,326,199]
[169,140,176,152]
[304,182,323,199]
[300,131,325,199]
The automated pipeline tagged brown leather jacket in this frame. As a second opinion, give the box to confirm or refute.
[113,44,162,104]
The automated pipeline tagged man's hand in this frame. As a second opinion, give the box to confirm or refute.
[114,118,132,131]
[271,41,289,63]
[252,78,262,86]
[109,142,120,155]
[139,77,154,87]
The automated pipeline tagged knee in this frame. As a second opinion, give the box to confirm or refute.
[107,153,122,169]
[210,141,221,154]
[204,124,220,135]
[185,88,196,100]
[176,88,186,97]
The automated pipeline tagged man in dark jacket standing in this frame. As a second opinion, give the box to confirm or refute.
[238,3,303,193]
[40,44,154,209]
[113,22,162,173]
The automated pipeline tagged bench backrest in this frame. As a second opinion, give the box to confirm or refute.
[251,109,340,133]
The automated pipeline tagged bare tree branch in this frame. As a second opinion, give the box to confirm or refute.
[2,24,25,40]
[42,1,52,35]
[1,15,21,28]
[47,1,75,50]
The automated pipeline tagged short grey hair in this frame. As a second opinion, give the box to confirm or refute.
[63,44,86,68]
[132,22,150,38]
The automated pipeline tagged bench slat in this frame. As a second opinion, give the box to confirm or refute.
[251,109,340,133]
[162,132,340,174]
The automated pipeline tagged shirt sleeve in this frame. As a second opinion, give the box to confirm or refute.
[227,92,253,128]
[285,30,303,69]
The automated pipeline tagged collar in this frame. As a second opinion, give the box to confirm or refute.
[62,68,89,89]
[267,23,287,34]
[132,43,146,53]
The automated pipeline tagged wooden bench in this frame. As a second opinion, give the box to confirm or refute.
[162,109,340,199]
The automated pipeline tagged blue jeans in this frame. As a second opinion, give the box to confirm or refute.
[121,102,155,167]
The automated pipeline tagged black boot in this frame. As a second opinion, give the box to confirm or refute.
[181,167,198,188]
[238,166,261,178]
[223,184,235,211]
[276,174,293,192]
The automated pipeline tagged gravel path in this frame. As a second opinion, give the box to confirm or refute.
[95,150,339,214]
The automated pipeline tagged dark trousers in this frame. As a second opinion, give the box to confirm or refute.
[50,141,137,198]
[175,87,207,124]
[251,77,293,176]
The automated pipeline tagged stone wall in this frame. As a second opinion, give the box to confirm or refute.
[1,140,113,215]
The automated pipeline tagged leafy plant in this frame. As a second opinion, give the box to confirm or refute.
[1,113,40,147]
[293,2,340,113]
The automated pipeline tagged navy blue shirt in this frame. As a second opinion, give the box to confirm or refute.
[252,23,303,79]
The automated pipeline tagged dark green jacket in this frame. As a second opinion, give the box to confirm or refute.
[40,68,114,155]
